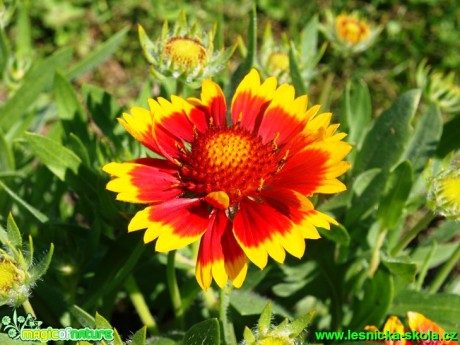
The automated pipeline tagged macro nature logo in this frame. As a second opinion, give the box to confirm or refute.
[0,310,114,342]
[1,310,42,340]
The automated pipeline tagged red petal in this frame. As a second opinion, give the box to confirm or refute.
[196,210,247,289]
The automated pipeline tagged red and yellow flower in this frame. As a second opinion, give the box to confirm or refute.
[366,311,458,345]
[103,69,351,290]
[407,311,458,345]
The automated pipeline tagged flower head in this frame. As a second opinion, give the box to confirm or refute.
[365,315,408,345]
[103,69,351,290]
[407,311,458,345]
[427,160,460,220]
[0,214,54,307]
[138,12,234,85]
[416,60,460,114]
[321,11,381,55]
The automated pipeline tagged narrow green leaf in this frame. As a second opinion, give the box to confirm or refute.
[6,212,22,248]
[0,180,49,223]
[289,42,306,95]
[381,257,417,283]
[258,302,272,336]
[243,327,256,345]
[82,84,122,141]
[389,290,460,331]
[345,169,386,227]
[353,90,421,175]
[130,327,147,345]
[404,103,442,174]
[25,132,81,181]
[300,16,318,61]
[54,72,89,142]
[183,319,220,345]
[16,1,32,58]
[284,311,315,337]
[230,5,256,94]
[70,305,96,328]
[344,80,372,148]
[95,312,112,330]
[0,30,10,78]
[66,26,129,80]
[0,129,14,171]
[68,133,91,166]
[29,243,54,280]
[0,48,73,129]
[377,161,414,229]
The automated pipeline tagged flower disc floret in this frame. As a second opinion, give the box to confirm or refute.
[104,69,351,290]
[178,126,283,204]
[164,37,207,69]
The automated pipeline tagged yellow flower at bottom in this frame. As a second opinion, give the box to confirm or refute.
[0,258,21,292]
[103,69,351,290]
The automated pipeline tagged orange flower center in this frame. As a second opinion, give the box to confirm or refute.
[164,36,207,69]
[178,126,285,206]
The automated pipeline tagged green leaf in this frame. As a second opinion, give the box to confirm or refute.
[403,103,442,174]
[283,311,315,338]
[318,224,350,246]
[243,327,256,345]
[349,268,394,330]
[343,80,372,148]
[258,302,272,336]
[300,16,318,61]
[436,113,460,157]
[82,84,122,142]
[230,290,291,318]
[230,5,256,95]
[70,305,96,328]
[410,242,458,269]
[66,27,129,80]
[0,30,10,78]
[289,42,306,95]
[25,132,81,181]
[353,90,421,176]
[183,319,220,345]
[130,327,147,345]
[0,180,49,223]
[54,72,89,142]
[0,48,73,129]
[95,312,112,330]
[389,290,460,331]
[6,213,22,248]
[381,257,417,283]
[377,161,414,230]
[29,243,54,280]
[83,233,144,310]
[345,169,386,227]
[16,1,32,58]
[0,129,14,171]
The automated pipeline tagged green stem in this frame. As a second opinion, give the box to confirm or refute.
[219,284,237,345]
[368,229,387,278]
[125,274,159,335]
[176,79,185,97]
[429,242,460,293]
[22,299,36,318]
[167,251,184,329]
[318,72,334,112]
[391,211,435,257]
[415,241,437,291]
